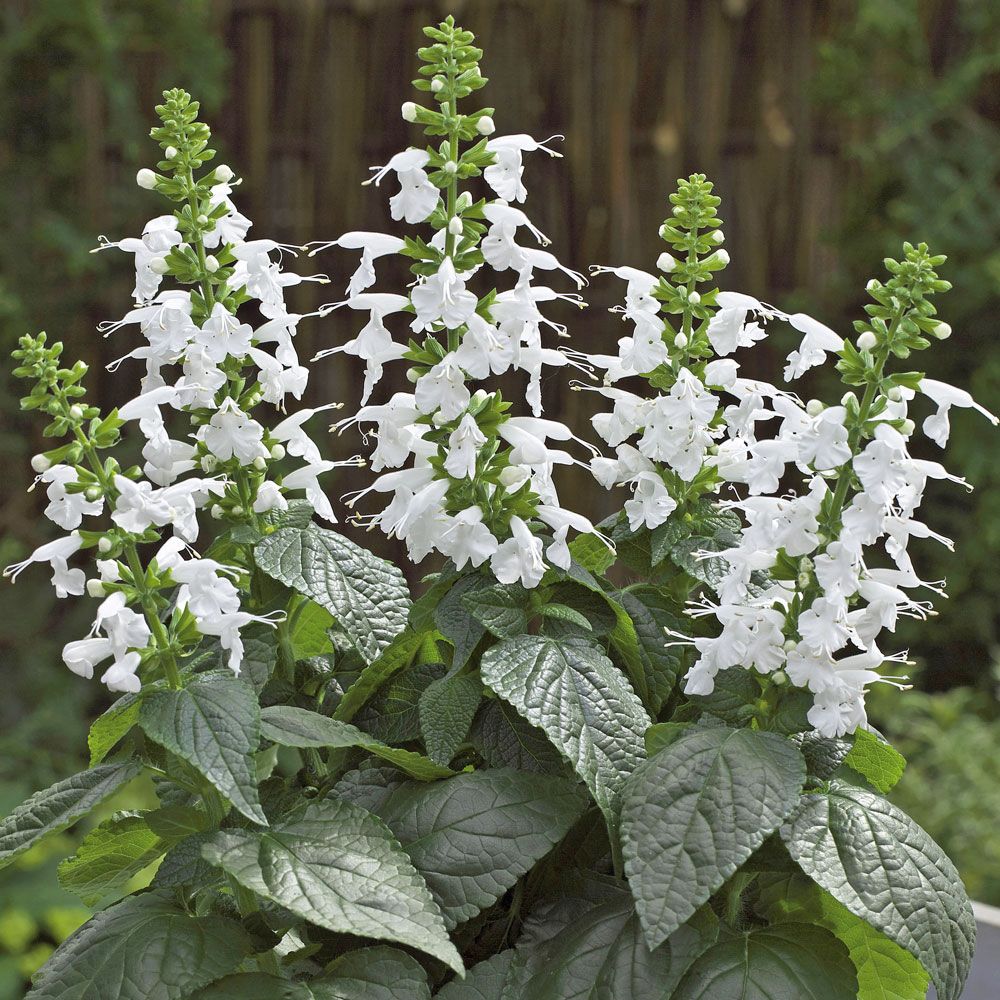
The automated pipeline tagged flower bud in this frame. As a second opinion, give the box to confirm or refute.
[658,223,670,239]
[713,248,731,266]
[149,256,170,275]
[69,404,85,420]
[471,389,489,405]
[401,101,418,122]
[231,505,244,518]
[98,536,113,554]
[499,465,528,488]
[673,332,688,348]
[214,164,234,183]
[211,504,224,519]
[30,454,51,473]
[86,579,106,599]
[476,115,496,136]
[136,168,158,190]
[448,216,464,236]
[431,77,445,94]
[200,455,218,473]
[432,410,449,427]
[671,205,684,217]
[797,572,811,589]
[85,486,102,502]
[165,146,178,159]
[806,399,824,416]
[866,278,881,294]
[887,386,903,402]
[405,367,421,383]
[899,418,915,436]
[771,670,788,686]
[197,213,209,226]
[456,191,473,211]
[709,229,725,244]
[857,330,877,351]
[688,291,701,306]
[204,255,220,273]
[443,161,458,175]
[783,639,797,652]
[270,444,286,460]
[656,251,676,273]
[932,321,952,340]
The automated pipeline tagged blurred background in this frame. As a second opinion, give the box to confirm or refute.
[0,0,998,990]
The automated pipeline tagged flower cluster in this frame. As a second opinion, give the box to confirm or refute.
[588,185,996,736]
[5,90,344,692]
[311,16,605,588]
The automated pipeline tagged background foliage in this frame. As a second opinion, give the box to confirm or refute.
[0,0,997,992]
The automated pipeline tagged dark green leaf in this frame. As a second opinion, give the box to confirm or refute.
[418,674,482,765]
[332,629,426,723]
[0,761,141,871]
[689,667,760,724]
[238,624,279,693]
[88,694,142,765]
[461,583,530,638]
[57,813,165,908]
[434,573,491,668]
[260,705,453,780]
[621,727,805,948]
[337,769,587,929]
[312,945,432,999]
[355,661,444,743]
[201,796,462,972]
[645,722,691,756]
[255,525,410,662]
[436,951,520,999]
[480,637,650,821]
[25,891,254,1000]
[791,732,852,780]
[844,727,906,793]
[470,700,566,775]
[290,601,335,659]
[672,923,857,999]
[780,780,975,1000]
[139,672,265,825]
[568,532,616,575]
[616,587,686,713]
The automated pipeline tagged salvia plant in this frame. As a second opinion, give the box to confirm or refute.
[0,16,994,1000]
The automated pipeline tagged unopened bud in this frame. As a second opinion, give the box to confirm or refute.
[456,191,473,211]
[476,115,496,136]
[674,332,688,348]
[771,670,788,686]
[499,466,528,488]
[270,444,286,460]
[432,411,449,427]
[149,256,170,275]
[136,168,158,190]
[200,455,218,473]
[857,331,877,351]
[443,160,458,175]
[214,164,234,183]
[805,399,824,416]
[899,418,915,435]
[30,454,51,473]
[783,639,797,652]
[866,278,880,293]
[656,252,676,273]
[405,367,421,384]
[211,504,224,519]
[401,101,418,122]
[709,229,725,244]
[431,77,445,94]
[165,146,178,159]
[197,213,209,226]
[204,255,220,273]
[448,216,464,236]
[231,505,244,517]
[841,391,857,408]
[887,386,903,402]
[713,248,731,266]
[672,205,684,217]
[86,579,105,598]
[932,321,952,340]
[252,456,267,471]
[69,404,85,420]
[85,486,102,502]
[688,291,701,306]
[98,536,113,554]
[797,572,811,589]
[471,389,489,405]
[658,223,670,239]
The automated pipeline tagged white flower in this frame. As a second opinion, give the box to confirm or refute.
[40,465,103,529]
[196,303,254,364]
[101,651,143,693]
[415,357,470,420]
[624,471,677,531]
[443,414,486,479]
[439,506,499,569]
[282,461,339,523]
[491,515,546,588]
[4,534,85,597]
[62,637,114,680]
[483,134,563,202]
[200,398,269,465]
[307,232,405,297]
[366,149,439,223]
[411,257,479,332]
[918,377,998,446]
[783,312,844,380]
[797,597,852,657]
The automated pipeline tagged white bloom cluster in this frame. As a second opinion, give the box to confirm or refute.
[311,20,606,588]
[588,178,997,737]
[5,90,337,692]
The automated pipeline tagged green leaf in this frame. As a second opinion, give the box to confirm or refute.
[615,587,686,713]
[139,672,265,825]
[621,727,805,948]
[88,694,142,765]
[480,636,650,821]
[645,722,690,756]
[757,874,930,1000]
[238,623,279,693]
[259,705,453,780]
[201,796,462,972]
[436,952,519,999]
[0,761,141,871]
[355,661,444,743]
[689,666,760,724]
[337,769,587,929]
[418,674,482,765]
[470,699,567,775]
[332,628,426,722]
[434,573,491,668]
[185,974,308,1000]
[844,727,906,793]
[567,531,616,575]
[25,891,254,1000]
[255,525,410,662]
[672,923,857,999]
[516,885,717,999]
[780,780,975,1000]
[144,805,210,839]
[539,603,593,631]
[290,601,335,659]
[461,583,530,637]
[792,732,851,780]
[57,813,165,908]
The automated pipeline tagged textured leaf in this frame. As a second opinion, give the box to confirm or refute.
[780,780,975,1000]
[337,768,588,929]
[419,674,482,765]
[186,974,308,1000]
[139,672,265,825]
[436,951,521,1000]
[260,705,454,780]
[615,587,686,713]
[238,623,279,693]
[470,700,566,775]
[434,573,491,668]
[689,666,760,724]
[480,636,650,820]
[25,890,253,1000]
[332,629,426,722]
[845,727,906,793]
[672,923,857,999]
[516,886,717,999]
[462,583,530,637]
[314,945,432,999]
[792,732,852,779]
[667,533,738,591]
[567,532,616,575]
[290,600,335,659]
[645,722,691,756]
[255,524,410,662]
[621,727,805,948]
[151,833,219,891]
[57,813,165,908]
[757,873,930,1000]
[88,694,142,765]
[0,761,141,871]
[355,661,444,743]
[201,796,462,972]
